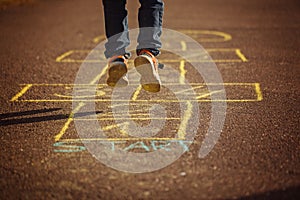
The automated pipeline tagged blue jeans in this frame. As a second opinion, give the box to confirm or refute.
[102,0,164,58]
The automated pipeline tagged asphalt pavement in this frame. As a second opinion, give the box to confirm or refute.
[0,0,299,199]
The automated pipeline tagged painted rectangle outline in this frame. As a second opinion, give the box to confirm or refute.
[11,83,262,102]
[55,48,248,63]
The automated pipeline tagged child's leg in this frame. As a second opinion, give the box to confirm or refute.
[137,0,164,56]
[134,0,164,93]
[102,0,130,58]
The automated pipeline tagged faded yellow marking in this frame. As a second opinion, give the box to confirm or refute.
[178,101,193,138]
[90,64,109,84]
[54,102,85,141]
[118,123,129,137]
[53,87,106,99]
[92,35,106,43]
[196,90,223,99]
[55,50,104,63]
[10,84,32,101]
[122,113,150,117]
[132,85,142,101]
[255,83,263,101]
[53,94,73,98]
[55,50,74,62]
[102,122,129,131]
[53,93,106,99]
[179,60,186,84]
[60,137,186,142]
[179,41,187,84]
[112,84,149,136]
[182,48,247,63]
[174,85,206,94]
[102,113,151,117]
[180,41,187,51]
[180,30,232,42]
[235,49,248,62]
[58,59,97,63]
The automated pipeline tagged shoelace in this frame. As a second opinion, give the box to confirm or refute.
[138,49,164,69]
[109,55,128,64]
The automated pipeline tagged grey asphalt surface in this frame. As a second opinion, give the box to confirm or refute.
[0,0,299,199]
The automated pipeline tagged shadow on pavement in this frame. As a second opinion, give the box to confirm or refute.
[237,185,300,200]
[0,108,102,126]
[0,108,61,119]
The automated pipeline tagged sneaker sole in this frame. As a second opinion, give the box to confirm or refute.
[134,56,161,93]
[107,62,128,87]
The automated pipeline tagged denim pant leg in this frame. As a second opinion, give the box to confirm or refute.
[137,0,164,56]
[102,0,130,58]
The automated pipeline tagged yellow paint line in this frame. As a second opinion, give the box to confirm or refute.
[102,122,129,131]
[60,137,186,142]
[224,99,261,102]
[55,48,246,63]
[174,85,206,94]
[10,84,32,102]
[92,30,232,44]
[92,35,106,43]
[235,49,248,62]
[207,48,237,52]
[19,83,258,86]
[90,64,109,84]
[180,41,187,51]
[15,83,262,103]
[255,83,263,101]
[125,113,150,116]
[99,109,147,116]
[75,117,181,121]
[100,113,151,118]
[177,101,193,139]
[179,30,232,42]
[54,102,85,141]
[179,60,186,84]
[56,59,244,63]
[19,99,261,103]
[213,60,242,63]
[55,50,74,62]
[118,123,129,137]
[53,94,72,98]
[20,83,74,86]
[179,41,187,85]
[131,85,142,101]
[54,64,109,141]
[55,49,104,63]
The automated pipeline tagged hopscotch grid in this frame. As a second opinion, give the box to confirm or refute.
[13,29,256,145]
